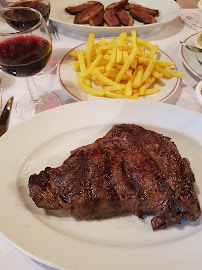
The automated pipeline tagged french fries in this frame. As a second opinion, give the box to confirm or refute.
[70,31,184,99]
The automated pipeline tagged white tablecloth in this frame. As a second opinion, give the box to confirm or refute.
[0,8,202,270]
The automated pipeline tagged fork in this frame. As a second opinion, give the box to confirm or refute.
[49,20,60,42]
[180,41,202,53]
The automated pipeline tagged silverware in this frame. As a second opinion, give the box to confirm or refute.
[180,41,202,53]
[49,20,60,42]
[0,96,14,137]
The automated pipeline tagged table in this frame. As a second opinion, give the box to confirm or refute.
[0,7,202,270]
[177,0,198,9]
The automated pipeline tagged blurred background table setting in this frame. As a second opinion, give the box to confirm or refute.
[0,0,202,270]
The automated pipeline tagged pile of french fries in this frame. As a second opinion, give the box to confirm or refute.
[70,30,184,99]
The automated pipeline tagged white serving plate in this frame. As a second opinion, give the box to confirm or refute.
[0,100,202,270]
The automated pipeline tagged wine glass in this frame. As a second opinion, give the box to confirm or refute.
[0,0,57,73]
[0,7,60,119]
[0,0,50,20]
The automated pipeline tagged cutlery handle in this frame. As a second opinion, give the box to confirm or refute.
[0,96,13,136]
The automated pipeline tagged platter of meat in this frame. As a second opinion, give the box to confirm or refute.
[57,38,180,102]
[0,99,202,270]
[50,0,180,37]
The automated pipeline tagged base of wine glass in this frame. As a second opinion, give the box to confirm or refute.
[16,91,60,120]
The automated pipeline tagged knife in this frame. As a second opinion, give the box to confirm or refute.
[0,96,14,137]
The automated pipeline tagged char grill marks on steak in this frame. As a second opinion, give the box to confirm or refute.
[28,124,201,230]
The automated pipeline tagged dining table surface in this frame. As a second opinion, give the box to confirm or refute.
[0,0,202,269]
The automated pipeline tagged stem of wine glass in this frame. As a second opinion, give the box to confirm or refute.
[25,76,41,103]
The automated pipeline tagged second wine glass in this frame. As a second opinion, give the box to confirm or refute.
[0,7,60,119]
[0,0,57,73]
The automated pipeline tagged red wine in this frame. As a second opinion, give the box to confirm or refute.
[0,35,52,77]
[4,1,50,30]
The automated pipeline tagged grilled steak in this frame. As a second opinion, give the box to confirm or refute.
[129,9,157,24]
[28,124,201,230]
[124,4,159,17]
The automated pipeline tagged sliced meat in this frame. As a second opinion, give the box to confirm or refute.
[74,4,104,24]
[65,1,101,15]
[124,4,159,17]
[103,9,121,27]
[106,0,128,10]
[89,9,104,26]
[117,9,134,26]
[129,9,157,24]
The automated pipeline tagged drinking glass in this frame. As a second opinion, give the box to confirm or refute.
[0,0,57,73]
[0,7,60,119]
[0,0,50,22]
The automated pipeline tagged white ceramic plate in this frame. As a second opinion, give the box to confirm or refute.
[0,100,202,270]
[181,33,202,79]
[57,40,180,102]
[50,0,180,37]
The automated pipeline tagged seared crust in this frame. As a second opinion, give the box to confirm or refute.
[124,4,159,17]
[117,9,134,26]
[74,4,104,24]
[129,9,157,24]
[89,9,105,26]
[66,1,101,15]
[106,0,128,10]
[28,167,61,210]
[103,9,121,26]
